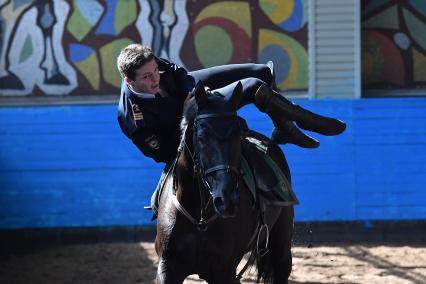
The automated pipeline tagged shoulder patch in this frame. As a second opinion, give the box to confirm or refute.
[132,104,144,121]
[145,135,160,150]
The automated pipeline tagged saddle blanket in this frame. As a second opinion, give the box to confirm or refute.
[241,136,298,206]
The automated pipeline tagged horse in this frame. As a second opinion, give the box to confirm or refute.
[155,81,294,283]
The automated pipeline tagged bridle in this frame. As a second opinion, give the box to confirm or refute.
[172,111,241,231]
[193,112,241,191]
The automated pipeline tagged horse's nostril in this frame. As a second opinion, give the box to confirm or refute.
[213,196,237,218]
[214,197,225,212]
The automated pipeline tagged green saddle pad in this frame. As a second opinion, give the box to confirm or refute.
[240,137,299,206]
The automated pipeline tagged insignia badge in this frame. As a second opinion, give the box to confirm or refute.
[145,135,160,150]
[132,104,144,121]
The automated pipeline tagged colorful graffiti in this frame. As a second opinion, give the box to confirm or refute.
[362,0,426,89]
[188,0,309,91]
[0,0,309,97]
[0,0,76,95]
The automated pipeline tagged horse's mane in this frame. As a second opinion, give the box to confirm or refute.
[179,93,197,139]
[179,87,229,140]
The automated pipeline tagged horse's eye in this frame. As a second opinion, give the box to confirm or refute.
[197,125,208,135]
[197,131,206,143]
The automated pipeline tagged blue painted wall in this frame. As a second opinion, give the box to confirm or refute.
[1,98,425,229]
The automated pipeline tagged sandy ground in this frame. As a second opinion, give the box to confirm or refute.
[1,242,425,284]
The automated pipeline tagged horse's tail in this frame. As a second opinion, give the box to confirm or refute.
[250,207,294,283]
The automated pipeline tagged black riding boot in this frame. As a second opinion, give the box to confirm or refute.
[271,120,320,148]
[265,62,321,148]
[255,83,346,136]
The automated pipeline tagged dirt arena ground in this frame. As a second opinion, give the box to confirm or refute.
[1,241,425,284]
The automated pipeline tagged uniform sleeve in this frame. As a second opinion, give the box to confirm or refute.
[131,127,176,163]
[131,128,164,162]
[157,57,195,100]
[174,66,195,96]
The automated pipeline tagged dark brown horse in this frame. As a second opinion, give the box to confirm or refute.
[155,81,294,283]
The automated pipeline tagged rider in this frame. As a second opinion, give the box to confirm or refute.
[117,44,346,164]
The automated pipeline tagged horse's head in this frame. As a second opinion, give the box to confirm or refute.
[186,81,245,218]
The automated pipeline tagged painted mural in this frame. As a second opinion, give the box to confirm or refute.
[362,0,426,89]
[0,0,77,95]
[0,0,309,97]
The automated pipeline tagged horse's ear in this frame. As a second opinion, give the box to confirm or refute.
[194,80,208,108]
[228,81,243,110]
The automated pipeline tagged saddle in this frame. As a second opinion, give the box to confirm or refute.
[149,132,298,217]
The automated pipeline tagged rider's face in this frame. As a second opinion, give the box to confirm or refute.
[125,58,160,94]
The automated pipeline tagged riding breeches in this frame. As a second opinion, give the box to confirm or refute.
[189,63,274,107]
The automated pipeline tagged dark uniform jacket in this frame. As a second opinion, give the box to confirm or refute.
[117,57,195,163]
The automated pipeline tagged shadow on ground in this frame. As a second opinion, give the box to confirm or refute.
[0,243,157,284]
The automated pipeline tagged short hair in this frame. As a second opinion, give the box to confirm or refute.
[117,44,155,80]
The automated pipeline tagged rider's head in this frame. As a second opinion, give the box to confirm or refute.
[117,44,160,94]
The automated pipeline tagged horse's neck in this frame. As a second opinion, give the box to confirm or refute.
[175,123,195,189]
[174,146,202,213]
[176,149,193,187]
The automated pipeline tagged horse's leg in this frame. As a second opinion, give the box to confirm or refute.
[156,256,188,284]
[268,206,294,284]
[203,268,239,284]
[155,186,191,284]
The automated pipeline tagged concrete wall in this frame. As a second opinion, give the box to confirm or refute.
[1,98,425,229]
